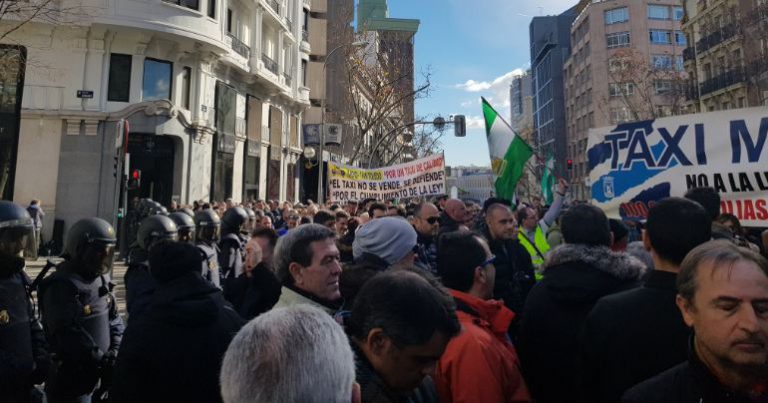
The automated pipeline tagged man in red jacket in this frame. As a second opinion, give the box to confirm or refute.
[434,231,531,403]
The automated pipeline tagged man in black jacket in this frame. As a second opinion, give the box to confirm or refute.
[578,197,711,403]
[518,204,646,403]
[482,203,535,317]
[111,241,245,403]
[623,241,768,402]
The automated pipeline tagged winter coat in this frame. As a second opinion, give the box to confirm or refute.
[273,285,339,315]
[223,263,281,320]
[111,271,244,403]
[438,212,462,236]
[518,244,646,403]
[622,341,768,403]
[578,270,691,403]
[353,342,440,403]
[415,232,438,275]
[482,229,535,317]
[435,290,531,403]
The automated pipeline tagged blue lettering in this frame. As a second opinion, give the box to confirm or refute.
[605,132,628,169]
[730,118,768,163]
[623,129,655,170]
[695,124,707,165]
[657,125,692,167]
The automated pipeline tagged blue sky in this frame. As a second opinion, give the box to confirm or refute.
[386,0,575,167]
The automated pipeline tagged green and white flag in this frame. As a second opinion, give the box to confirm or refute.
[481,97,533,200]
[541,154,555,204]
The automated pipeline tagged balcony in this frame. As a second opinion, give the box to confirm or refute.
[685,80,699,101]
[262,53,279,75]
[696,23,740,54]
[700,68,745,96]
[683,47,696,62]
[268,0,280,15]
[284,73,293,87]
[302,29,309,42]
[228,34,250,59]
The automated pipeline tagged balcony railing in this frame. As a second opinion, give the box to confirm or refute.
[228,34,250,59]
[284,73,292,87]
[302,29,309,42]
[700,68,745,96]
[696,23,740,54]
[682,47,696,62]
[262,53,279,75]
[685,80,699,101]
[268,0,280,14]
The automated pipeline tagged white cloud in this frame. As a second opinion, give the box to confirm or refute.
[453,68,526,117]
[465,115,484,129]
[460,99,477,108]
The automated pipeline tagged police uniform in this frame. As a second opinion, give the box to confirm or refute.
[196,241,221,289]
[218,232,245,281]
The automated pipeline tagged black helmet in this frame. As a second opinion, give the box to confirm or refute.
[179,208,195,218]
[63,218,117,277]
[168,212,195,231]
[244,207,256,220]
[194,209,221,228]
[137,198,155,217]
[221,207,248,232]
[149,202,169,216]
[137,215,178,250]
[0,201,34,258]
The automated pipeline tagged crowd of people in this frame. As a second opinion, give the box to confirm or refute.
[1,181,768,403]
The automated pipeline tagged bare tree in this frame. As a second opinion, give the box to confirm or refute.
[598,48,687,123]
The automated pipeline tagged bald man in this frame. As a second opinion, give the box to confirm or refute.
[439,199,469,236]
[412,202,441,274]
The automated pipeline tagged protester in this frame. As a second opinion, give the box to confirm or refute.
[228,228,281,319]
[578,197,711,403]
[439,199,469,235]
[716,213,761,252]
[347,270,461,403]
[220,305,358,403]
[273,224,342,314]
[277,210,300,236]
[622,241,768,402]
[112,241,244,403]
[313,209,337,228]
[434,232,532,402]
[335,210,354,262]
[684,186,732,241]
[609,218,629,252]
[352,216,418,271]
[368,202,387,219]
[518,204,646,403]
[517,178,568,271]
[412,202,440,274]
[626,241,654,270]
[344,200,359,216]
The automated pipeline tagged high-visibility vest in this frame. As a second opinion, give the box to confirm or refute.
[518,226,551,273]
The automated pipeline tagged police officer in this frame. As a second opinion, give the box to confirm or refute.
[39,217,123,403]
[218,207,248,283]
[243,207,256,239]
[194,209,221,289]
[124,215,178,318]
[0,201,49,402]
[168,212,195,244]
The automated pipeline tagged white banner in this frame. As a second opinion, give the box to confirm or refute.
[588,107,768,227]
[328,154,446,202]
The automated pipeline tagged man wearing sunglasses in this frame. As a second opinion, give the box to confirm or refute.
[412,202,440,274]
[434,231,531,402]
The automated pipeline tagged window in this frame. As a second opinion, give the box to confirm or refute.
[609,82,635,97]
[648,5,670,19]
[673,6,684,20]
[604,7,629,24]
[609,57,629,72]
[675,31,686,46]
[181,66,191,110]
[162,0,199,10]
[301,59,307,87]
[227,8,233,33]
[108,54,132,102]
[610,107,631,124]
[650,30,673,44]
[676,56,684,71]
[207,0,216,18]
[654,80,674,94]
[142,59,172,101]
[607,32,631,48]
[216,82,236,136]
[652,54,674,69]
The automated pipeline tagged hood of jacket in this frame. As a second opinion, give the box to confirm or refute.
[450,290,514,337]
[147,271,226,327]
[541,244,647,303]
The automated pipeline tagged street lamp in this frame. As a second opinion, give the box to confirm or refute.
[317,40,368,204]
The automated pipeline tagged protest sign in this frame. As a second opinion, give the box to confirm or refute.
[588,107,768,227]
[328,154,446,202]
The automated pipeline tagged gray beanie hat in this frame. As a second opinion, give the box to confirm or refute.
[352,217,417,265]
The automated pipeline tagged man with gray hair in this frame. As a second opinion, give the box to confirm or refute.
[220,304,359,403]
[272,223,342,314]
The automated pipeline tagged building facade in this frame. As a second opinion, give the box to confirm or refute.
[0,0,310,240]
[529,6,578,178]
[509,70,541,203]
[682,0,768,112]
[447,166,495,204]
[564,0,687,200]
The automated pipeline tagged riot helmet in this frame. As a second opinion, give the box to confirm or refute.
[149,202,169,216]
[179,207,195,218]
[63,217,117,277]
[169,212,196,244]
[243,207,256,234]
[221,206,248,235]
[0,201,34,259]
[137,198,155,218]
[137,215,178,251]
[194,209,221,243]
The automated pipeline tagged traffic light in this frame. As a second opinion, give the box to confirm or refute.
[113,157,120,178]
[454,115,466,137]
[127,169,141,190]
[567,159,573,170]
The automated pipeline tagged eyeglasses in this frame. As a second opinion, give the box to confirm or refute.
[424,216,439,225]
[479,255,496,269]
